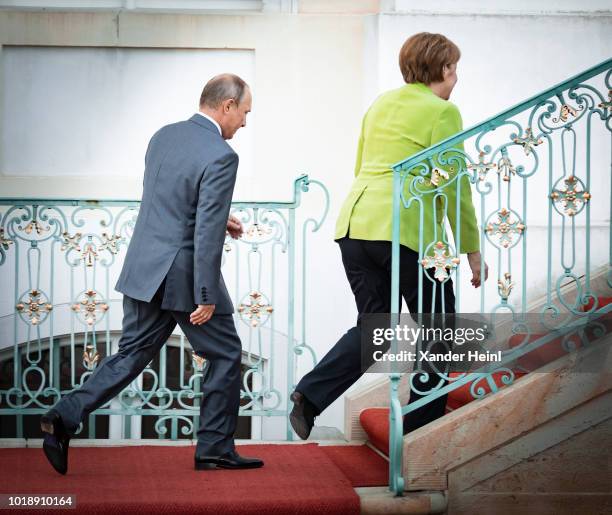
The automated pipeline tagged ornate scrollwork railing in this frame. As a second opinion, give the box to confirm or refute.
[0,174,328,441]
[388,59,612,495]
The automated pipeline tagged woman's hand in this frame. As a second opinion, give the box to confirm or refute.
[467,251,488,288]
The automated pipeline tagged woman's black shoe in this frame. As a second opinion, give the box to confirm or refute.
[289,391,316,440]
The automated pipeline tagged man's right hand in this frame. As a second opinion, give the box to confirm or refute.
[190,304,215,325]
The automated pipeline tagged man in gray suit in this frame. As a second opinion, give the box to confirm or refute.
[40,73,263,474]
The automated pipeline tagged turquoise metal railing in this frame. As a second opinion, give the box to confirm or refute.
[0,174,328,441]
[389,59,612,494]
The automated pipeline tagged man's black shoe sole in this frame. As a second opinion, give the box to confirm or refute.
[194,460,263,470]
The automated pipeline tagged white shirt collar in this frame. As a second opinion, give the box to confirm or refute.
[195,111,222,136]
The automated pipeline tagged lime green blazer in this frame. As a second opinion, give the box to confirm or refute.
[334,82,480,255]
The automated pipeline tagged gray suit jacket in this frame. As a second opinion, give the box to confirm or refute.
[115,114,237,313]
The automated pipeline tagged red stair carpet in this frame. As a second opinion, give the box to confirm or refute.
[0,443,388,514]
[320,444,387,487]
[360,370,527,456]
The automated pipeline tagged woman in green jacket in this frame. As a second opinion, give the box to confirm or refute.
[290,33,488,439]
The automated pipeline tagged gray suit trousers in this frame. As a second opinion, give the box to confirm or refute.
[53,280,242,457]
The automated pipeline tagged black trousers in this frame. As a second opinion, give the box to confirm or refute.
[296,237,455,433]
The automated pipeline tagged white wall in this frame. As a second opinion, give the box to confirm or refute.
[1,46,255,178]
[392,0,612,14]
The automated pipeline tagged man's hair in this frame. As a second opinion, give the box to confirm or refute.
[399,32,460,84]
[199,73,249,109]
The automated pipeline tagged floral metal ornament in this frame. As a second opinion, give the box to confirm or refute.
[485,208,525,248]
[61,232,82,252]
[513,128,543,156]
[421,242,460,282]
[430,168,450,187]
[245,223,271,238]
[598,89,612,113]
[22,219,49,236]
[237,291,274,327]
[192,352,207,372]
[550,175,591,217]
[1,228,13,250]
[497,155,516,182]
[83,344,100,370]
[498,272,514,300]
[553,104,578,123]
[16,289,53,326]
[71,289,109,326]
[80,241,99,267]
[468,152,496,181]
[99,233,122,254]
[62,233,118,266]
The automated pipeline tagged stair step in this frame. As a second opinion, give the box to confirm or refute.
[360,408,390,455]
[356,487,446,514]
[360,370,527,456]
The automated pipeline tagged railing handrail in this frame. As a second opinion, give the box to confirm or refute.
[0,198,299,208]
[392,57,612,172]
[0,174,314,209]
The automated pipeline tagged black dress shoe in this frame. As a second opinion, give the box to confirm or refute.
[289,391,317,440]
[194,450,264,470]
[40,409,70,475]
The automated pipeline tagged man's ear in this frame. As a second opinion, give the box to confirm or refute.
[223,98,235,113]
